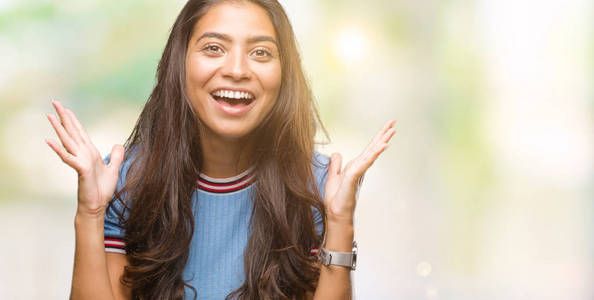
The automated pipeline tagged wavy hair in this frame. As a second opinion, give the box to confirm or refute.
[110,0,329,299]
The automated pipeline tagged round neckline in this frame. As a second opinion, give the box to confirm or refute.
[198,165,256,183]
[197,166,256,193]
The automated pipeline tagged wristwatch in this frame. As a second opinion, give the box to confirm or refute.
[318,240,357,270]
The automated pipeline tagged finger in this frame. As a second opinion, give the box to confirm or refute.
[362,129,393,166]
[357,142,390,175]
[375,120,396,142]
[47,113,78,154]
[363,122,396,158]
[324,153,343,199]
[363,119,397,156]
[52,100,83,144]
[346,129,395,182]
[45,138,82,172]
[382,127,397,143]
[364,120,391,151]
[383,119,397,130]
[65,108,91,144]
[327,153,342,176]
[108,144,125,174]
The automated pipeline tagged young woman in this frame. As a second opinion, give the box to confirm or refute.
[45,0,396,299]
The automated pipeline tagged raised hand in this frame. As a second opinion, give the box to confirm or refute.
[45,100,125,217]
[323,119,397,226]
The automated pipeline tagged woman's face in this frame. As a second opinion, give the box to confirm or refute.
[185,1,282,140]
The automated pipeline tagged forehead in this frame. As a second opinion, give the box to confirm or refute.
[192,1,277,41]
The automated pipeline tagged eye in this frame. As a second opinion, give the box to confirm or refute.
[251,47,273,58]
[202,44,224,55]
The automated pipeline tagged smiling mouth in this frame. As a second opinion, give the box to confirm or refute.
[212,95,253,106]
[210,90,255,106]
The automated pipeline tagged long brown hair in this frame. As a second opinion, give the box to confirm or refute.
[111,0,329,299]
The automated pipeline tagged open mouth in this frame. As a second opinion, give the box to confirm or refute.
[210,90,255,107]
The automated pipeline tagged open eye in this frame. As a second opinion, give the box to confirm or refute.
[202,44,224,55]
[251,47,273,59]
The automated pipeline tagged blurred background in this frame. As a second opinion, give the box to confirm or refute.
[0,0,592,299]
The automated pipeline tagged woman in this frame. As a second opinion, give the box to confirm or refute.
[45,0,396,299]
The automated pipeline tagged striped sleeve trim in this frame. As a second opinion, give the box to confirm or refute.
[105,237,126,254]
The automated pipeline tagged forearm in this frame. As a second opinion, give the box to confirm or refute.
[313,222,354,300]
[71,213,115,300]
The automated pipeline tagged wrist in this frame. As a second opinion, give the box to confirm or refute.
[326,209,354,227]
[326,221,354,235]
[76,203,106,219]
[324,222,354,252]
[75,210,105,227]
[73,213,106,246]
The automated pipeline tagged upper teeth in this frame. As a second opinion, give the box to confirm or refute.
[212,90,254,100]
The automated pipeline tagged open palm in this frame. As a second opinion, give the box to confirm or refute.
[323,120,397,225]
[46,101,125,217]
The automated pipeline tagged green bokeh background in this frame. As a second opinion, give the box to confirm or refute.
[0,0,592,299]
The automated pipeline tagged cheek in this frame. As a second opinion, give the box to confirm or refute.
[254,62,282,98]
[186,55,218,96]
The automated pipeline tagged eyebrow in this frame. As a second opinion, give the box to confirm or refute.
[195,32,278,47]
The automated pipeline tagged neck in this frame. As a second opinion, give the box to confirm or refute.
[198,126,255,179]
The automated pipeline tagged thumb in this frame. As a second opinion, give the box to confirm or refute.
[108,144,125,173]
[327,153,342,180]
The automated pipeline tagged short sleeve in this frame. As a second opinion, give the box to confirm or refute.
[311,151,330,237]
[103,153,134,254]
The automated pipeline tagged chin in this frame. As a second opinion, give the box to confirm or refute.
[213,126,253,140]
[199,115,259,141]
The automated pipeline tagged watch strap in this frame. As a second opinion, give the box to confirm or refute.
[319,240,357,270]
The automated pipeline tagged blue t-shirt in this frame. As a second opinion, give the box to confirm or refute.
[103,150,330,299]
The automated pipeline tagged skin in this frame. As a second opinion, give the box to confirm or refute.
[313,120,396,300]
[185,1,282,178]
[45,1,396,299]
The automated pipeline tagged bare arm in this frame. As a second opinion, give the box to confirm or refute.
[106,253,133,299]
[313,120,396,300]
[71,213,116,299]
[312,222,354,299]
[46,100,129,300]
[71,214,132,300]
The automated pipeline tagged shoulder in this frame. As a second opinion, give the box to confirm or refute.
[103,144,141,187]
[103,145,140,215]
[103,146,140,247]
[312,150,330,169]
[312,150,330,175]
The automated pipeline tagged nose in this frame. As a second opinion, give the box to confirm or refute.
[221,47,251,81]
